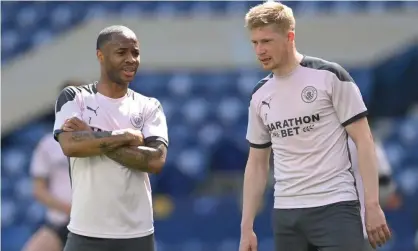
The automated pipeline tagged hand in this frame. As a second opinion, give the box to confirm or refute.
[239,229,258,251]
[365,203,392,249]
[113,129,144,146]
[61,117,92,132]
[126,129,144,146]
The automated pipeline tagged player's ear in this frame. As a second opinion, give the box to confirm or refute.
[96,50,104,63]
[287,31,295,42]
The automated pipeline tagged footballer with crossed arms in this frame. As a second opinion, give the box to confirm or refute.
[54,25,168,251]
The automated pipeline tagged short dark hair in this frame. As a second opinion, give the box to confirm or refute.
[96,25,133,50]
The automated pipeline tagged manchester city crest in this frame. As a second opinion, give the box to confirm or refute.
[301,86,318,103]
[130,113,144,129]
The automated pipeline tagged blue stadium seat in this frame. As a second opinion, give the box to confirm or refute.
[192,71,238,97]
[216,97,246,127]
[210,138,247,171]
[132,71,170,97]
[181,98,210,126]
[189,1,215,17]
[175,148,208,181]
[398,117,418,147]
[159,98,176,122]
[24,201,46,225]
[383,140,406,173]
[8,123,51,147]
[167,72,193,98]
[1,225,32,251]
[349,68,373,105]
[2,148,29,178]
[50,5,74,31]
[14,177,33,202]
[296,1,322,15]
[396,168,418,197]
[83,3,109,21]
[2,198,18,227]
[2,1,413,63]
[167,123,193,150]
[217,239,239,251]
[197,123,224,148]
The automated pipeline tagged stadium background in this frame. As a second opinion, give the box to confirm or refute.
[1,1,418,251]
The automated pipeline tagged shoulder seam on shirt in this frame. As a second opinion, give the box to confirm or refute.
[76,84,94,95]
[90,82,98,94]
[250,73,273,100]
[299,56,353,82]
[130,89,147,99]
[56,86,79,113]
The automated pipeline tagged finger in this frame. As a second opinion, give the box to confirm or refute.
[367,231,377,249]
[66,121,80,130]
[67,117,84,129]
[69,116,83,123]
[69,117,85,127]
[239,244,247,251]
[61,119,70,129]
[382,224,392,240]
[252,242,258,251]
[377,227,387,245]
[372,231,382,247]
[62,126,74,132]
[74,118,90,129]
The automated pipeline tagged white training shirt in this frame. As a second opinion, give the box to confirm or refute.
[30,134,72,225]
[246,56,368,209]
[348,138,392,238]
[53,83,168,239]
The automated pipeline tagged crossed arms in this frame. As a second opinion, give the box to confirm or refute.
[56,119,167,174]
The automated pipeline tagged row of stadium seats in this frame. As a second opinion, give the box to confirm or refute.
[2,1,418,63]
[131,68,373,104]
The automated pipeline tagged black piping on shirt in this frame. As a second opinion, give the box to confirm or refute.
[249,141,272,149]
[342,111,368,127]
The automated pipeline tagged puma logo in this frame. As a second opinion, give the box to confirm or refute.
[87,106,99,116]
[261,99,271,109]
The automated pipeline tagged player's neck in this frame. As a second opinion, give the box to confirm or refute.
[272,51,304,77]
[97,79,128,99]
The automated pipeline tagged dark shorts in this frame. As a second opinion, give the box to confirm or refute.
[273,200,364,251]
[44,221,69,245]
[63,232,155,251]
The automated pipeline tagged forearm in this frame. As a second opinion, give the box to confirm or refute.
[241,164,269,230]
[34,190,70,214]
[105,142,166,174]
[357,141,380,206]
[59,131,131,157]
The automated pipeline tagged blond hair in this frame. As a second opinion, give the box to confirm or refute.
[245,1,295,33]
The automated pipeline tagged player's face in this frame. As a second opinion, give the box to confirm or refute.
[250,24,291,70]
[103,33,140,86]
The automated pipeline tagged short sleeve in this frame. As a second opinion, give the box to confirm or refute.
[246,100,272,148]
[30,136,52,178]
[53,87,83,141]
[331,65,368,127]
[142,98,169,147]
